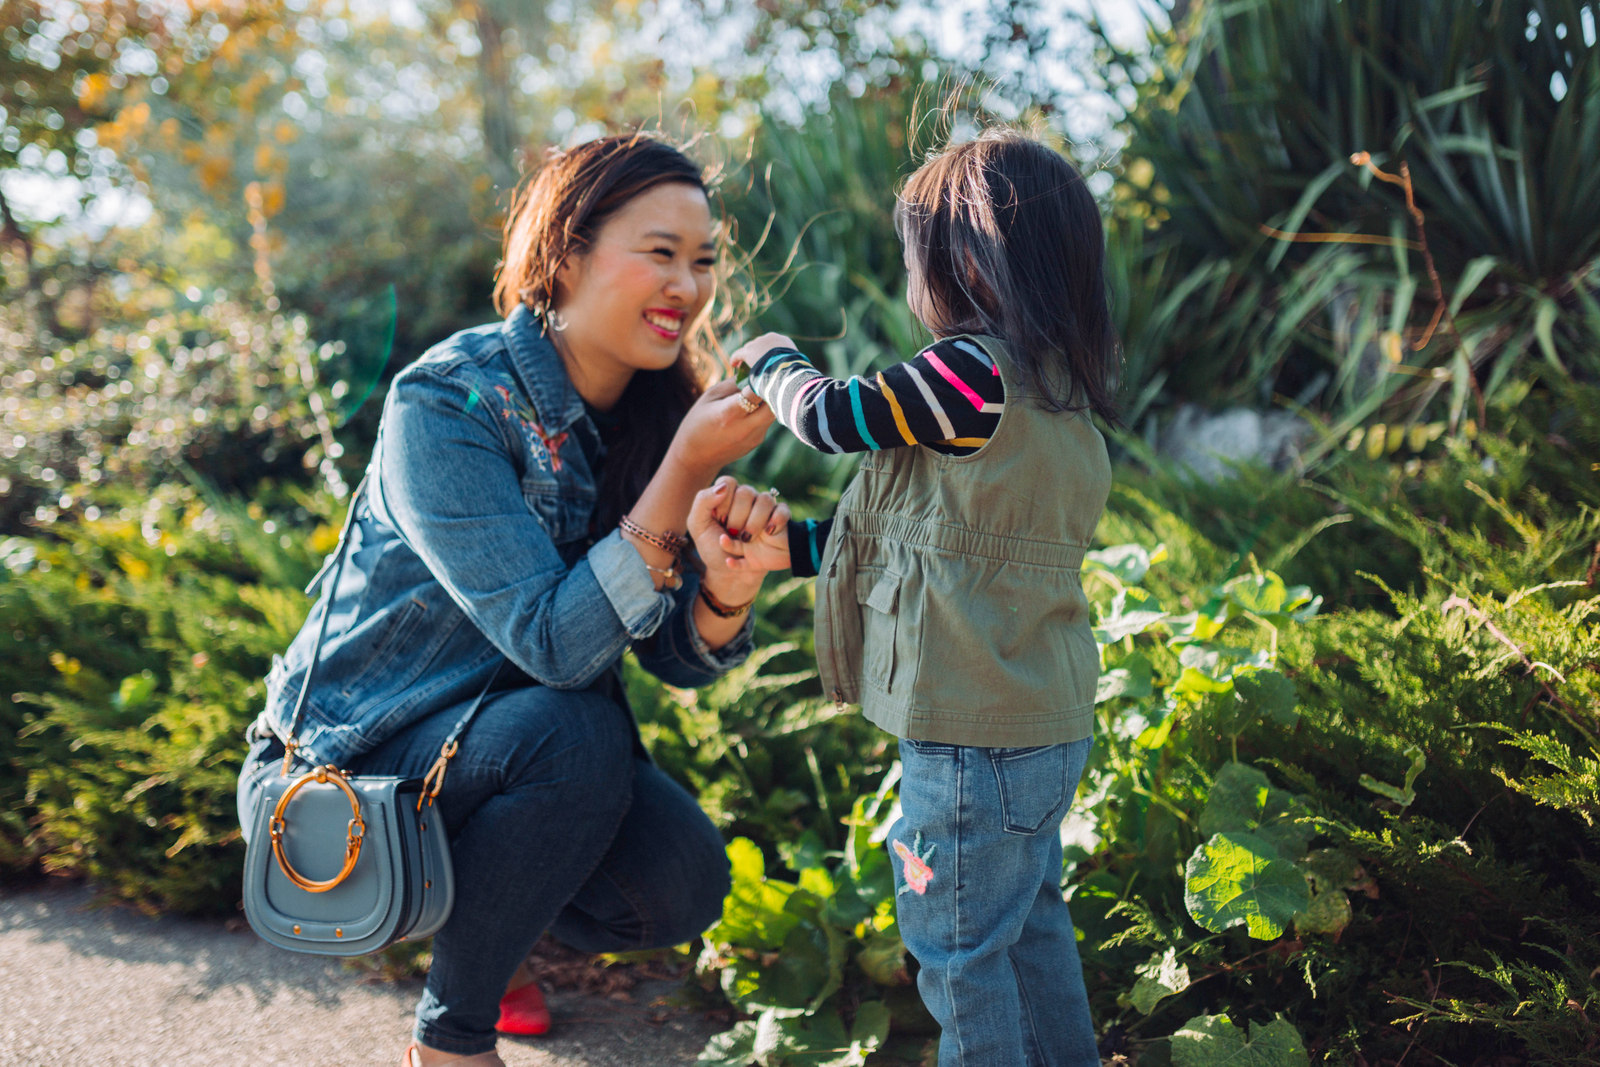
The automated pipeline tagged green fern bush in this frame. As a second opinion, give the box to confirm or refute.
[0,480,331,911]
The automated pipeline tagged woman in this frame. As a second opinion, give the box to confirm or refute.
[237,134,785,1066]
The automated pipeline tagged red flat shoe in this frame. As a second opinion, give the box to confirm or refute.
[496,980,551,1035]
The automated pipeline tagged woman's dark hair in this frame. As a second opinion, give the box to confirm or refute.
[494,133,712,530]
[894,128,1120,424]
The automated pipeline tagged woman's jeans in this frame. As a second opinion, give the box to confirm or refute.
[889,736,1097,1067]
[238,683,730,1055]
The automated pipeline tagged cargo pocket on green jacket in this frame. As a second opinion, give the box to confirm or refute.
[857,567,901,693]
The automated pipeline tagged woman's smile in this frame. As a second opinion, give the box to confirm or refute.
[644,306,686,340]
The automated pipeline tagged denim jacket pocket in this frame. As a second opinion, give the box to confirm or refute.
[988,744,1070,835]
[339,596,429,698]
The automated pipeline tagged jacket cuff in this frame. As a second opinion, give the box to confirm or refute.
[589,529,674,639]
[683,590,756,672]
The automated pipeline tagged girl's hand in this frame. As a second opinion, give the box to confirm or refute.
[667,379,774,479]
[689,477,791,584]
[728,332,798,373]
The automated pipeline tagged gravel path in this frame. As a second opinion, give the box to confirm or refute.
[0,883,721,1067]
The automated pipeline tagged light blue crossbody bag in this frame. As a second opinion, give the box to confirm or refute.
[241,479,499,956]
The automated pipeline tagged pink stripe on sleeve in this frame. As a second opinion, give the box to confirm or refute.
[922,351,987,411]
[789,375,831,429]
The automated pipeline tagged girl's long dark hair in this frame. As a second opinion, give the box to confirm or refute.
[494,133,710,530]
[895,128,1121,425]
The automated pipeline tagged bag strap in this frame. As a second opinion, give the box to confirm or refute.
[280,474,503,799]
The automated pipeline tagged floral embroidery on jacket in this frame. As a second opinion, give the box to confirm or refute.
[493,385,569,472]
[893,833,936,896]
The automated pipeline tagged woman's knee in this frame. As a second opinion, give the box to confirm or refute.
[476,686,637,805]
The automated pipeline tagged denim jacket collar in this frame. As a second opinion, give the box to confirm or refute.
[501,304,589,435]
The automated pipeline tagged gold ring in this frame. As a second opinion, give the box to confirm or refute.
[738,392,763,414]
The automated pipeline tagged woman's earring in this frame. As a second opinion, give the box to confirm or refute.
[533,302,569,334]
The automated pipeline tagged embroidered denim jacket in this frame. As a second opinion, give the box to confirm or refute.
[253,305,753,767]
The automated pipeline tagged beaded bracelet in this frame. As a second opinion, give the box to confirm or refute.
[619,515,688,556]
[698,584,756,618]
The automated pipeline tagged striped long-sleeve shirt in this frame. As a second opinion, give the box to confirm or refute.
[744,337,1006,577]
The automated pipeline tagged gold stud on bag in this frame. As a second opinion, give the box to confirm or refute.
[241,476,501,957]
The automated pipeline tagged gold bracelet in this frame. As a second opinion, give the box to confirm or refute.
[619,515,688,556]
[644,559,683,591]
[698,584,756,618]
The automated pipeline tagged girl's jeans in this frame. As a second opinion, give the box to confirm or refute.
[890,736,1097,1067]
[238,683,730,1056]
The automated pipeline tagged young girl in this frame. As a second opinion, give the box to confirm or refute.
[713,128,1117,1066]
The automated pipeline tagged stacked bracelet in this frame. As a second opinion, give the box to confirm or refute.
[699,585,756,618]
[619,515,689,556]
[643,559,683,591]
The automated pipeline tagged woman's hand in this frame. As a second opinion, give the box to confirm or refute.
[666,379,774,481]
[689,477,791,592]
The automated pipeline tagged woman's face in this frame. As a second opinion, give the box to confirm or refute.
[553,181,716,407]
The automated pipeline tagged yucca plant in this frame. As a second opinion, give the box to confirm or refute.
[1096,0,1600,425]
[724,82,931,502]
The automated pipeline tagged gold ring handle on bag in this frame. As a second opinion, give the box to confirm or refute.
[269,765,365,893]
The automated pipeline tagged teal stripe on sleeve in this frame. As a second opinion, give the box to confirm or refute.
[805,519,821,573]
[847,378,880,450]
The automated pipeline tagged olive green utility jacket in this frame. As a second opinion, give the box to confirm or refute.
[814,334,1112,747]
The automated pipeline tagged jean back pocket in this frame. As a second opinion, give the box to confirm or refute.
[988,744,1071,835]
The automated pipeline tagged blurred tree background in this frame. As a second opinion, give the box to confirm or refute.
[4,1,1598,1063]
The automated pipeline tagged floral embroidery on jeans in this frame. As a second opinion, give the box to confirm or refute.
[494,385,569,472]
[893,833,936,896]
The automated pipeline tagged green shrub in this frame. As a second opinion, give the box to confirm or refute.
[1,480,332,910]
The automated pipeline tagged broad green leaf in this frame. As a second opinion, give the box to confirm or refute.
[1173,667,1234,698]
[1358,744,1426,809]
[1136,712,1178,750]
[1294,889,1352,936]
[708,838,800,950]
[721,917,845,1015]
[1233,671,1299,728]
[856,930,910,986]
[1184,832,1311,939]
[753,1007,856,1066]
[1096,654,1154,704]
[1085,543,1160,585]
[1121,946,1192,1014]
[778,831,828,877]
[798,867,834,900]
[1301,848,1362,893]
[696,1020,758,1067]
[1198,763,1311,858]
[1167,606,1229,644]
[1095,588,1170,643]
[1223,573,1319,625]
[849,1001,892,1056]
[1180,644,1269,680]
[1171,1014,1310,1067]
